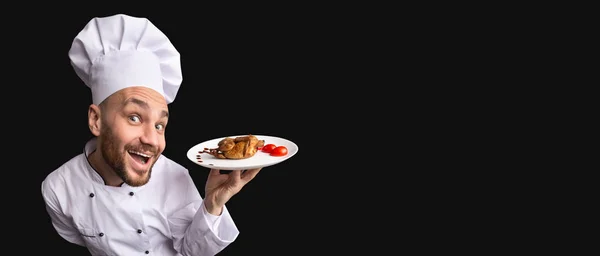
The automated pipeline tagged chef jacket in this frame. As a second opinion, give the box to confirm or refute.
[41,138,240,255]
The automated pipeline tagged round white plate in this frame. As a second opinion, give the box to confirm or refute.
[186,135,298,170]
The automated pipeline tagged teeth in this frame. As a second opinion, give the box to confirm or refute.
[129,151,152,158]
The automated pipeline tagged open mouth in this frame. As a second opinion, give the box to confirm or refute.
[128,150,152,166]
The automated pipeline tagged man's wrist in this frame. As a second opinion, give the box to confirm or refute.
[204,198,223,216]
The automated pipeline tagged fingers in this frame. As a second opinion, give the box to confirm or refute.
[211,169,234,175]
[231,170,242,180]
[211,168,260,185]
[241,168,261,183]
[228,170,243,186]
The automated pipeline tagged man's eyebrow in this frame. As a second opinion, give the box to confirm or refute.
[123,98,169,118]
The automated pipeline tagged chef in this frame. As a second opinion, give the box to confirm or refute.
[41,14,262,256]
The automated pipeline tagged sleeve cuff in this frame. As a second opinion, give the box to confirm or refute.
[192,201,239,243]
[202,202,222,235]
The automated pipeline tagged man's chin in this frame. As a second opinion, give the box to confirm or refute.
[125,168,151,187]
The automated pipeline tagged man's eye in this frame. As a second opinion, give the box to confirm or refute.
[129,116,140,122]
[156,124,164,131]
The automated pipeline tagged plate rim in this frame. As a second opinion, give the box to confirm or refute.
[186,134,298,170]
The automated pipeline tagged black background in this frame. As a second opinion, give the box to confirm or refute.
[5,6,358,255]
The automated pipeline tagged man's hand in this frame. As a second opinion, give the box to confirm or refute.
[203,168,261,215]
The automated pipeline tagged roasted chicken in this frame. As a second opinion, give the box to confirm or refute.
[202,135,265,159]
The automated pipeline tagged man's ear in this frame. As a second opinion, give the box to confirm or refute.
[88,104,101,136]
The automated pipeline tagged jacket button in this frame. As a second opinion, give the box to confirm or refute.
[99,233,104,237]
[145,250,149,254]
[129,192,134,196]
[89,193,94,198]
[137,229,142,234]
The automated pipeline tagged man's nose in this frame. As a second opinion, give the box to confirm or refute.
[140,124,160,147]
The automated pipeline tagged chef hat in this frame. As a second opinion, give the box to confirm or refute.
[68,14,182,105]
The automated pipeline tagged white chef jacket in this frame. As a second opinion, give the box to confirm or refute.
[41,138,240,256]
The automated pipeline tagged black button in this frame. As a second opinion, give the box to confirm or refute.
[89,193,94,198]
[137,229,142,234]
[145,251,149,254]
[129,192,134,196]
[99,233,104,237]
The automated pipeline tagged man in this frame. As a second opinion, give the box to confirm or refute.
[41,14,260,256]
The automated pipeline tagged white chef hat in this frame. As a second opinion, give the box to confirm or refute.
[68,14,182,105]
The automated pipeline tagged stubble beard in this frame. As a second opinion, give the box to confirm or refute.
[100,125,155,187]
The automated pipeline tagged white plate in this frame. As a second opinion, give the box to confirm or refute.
[186,135,298,170]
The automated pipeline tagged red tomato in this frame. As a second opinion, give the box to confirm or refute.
[262,144,277,153]
[270,146,288,156]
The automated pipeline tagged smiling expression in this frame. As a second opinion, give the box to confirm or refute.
[96,86,169,187]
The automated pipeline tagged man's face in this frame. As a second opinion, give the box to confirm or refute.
[98,87,169,187]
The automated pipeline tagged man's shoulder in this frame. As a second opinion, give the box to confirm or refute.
[157,154,189,174]
[41,153,87,194]
[154,154,197,183]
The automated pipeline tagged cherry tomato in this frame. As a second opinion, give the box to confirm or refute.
[270,146,288,156]
[262,144,277,153]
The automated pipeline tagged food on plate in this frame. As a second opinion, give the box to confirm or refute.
[201,135,265,159]
[270,146,288,156]
[261,144,277,153]
[260,143,287,156]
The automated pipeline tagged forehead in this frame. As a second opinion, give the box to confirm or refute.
[110,86,168,109]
